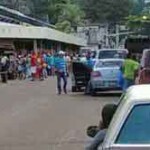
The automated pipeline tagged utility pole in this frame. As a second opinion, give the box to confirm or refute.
[105,24,109,47]
[116,24,120,48]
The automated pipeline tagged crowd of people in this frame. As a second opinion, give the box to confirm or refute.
[0,51,71,79]
[0,50,95,94]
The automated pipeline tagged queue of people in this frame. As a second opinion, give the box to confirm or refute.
[0,51,71,81]
[0,52,51,82]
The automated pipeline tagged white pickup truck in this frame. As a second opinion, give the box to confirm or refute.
[88,85,150,150]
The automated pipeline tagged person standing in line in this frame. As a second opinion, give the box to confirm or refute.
[17,56,23,80]
[122,53,139,91]
[31,52,37,81]
[26,54,31,79]
[65,52,71,75]
[1,56,9,83]
[42,52,48,79]
[37,52,44,81]
[54,51,68,95]
[46,53,54,76]
[52,53,58,76]
[22,56,27,79]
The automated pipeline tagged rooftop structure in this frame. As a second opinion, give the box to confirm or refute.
[0,5,54,27]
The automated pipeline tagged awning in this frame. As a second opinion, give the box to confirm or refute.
[0,23,87,46]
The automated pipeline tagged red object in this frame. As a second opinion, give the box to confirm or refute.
[31,54,37,66]
[36,54,44,79]
[91,71,102,77]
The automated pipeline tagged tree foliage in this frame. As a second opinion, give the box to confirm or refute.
[126,14,150,35]
[0,0,84,33]
[131,0,145,15]
[0,0,140,33]
[47,0,85,32]
[81,0,134,23]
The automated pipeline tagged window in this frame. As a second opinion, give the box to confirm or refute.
[116,104,150,144]
[99,50,127,59]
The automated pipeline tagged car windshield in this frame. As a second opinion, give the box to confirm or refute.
[99,50,127,59]
[96,61,122,68]
[116,104,150,144]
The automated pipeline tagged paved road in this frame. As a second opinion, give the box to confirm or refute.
[0,78,119,150]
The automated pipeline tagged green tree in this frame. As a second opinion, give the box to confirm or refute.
[131,0,145,15]
[81,0,134,23]
[30,0,49,21]
[48,0,84,32]
[126,14,150,35]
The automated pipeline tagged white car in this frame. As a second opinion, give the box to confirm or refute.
[96,49,128,60]
[99,85,150,150]
[89,59,123,95]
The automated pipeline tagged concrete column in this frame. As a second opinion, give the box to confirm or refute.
[33,40,38,53]
[57,42,62,51]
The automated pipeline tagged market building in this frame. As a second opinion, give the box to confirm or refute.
[0,6,86,55]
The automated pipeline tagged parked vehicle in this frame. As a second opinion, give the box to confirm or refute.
[87,85,150,150]
[96,49,128,60]
[79,46,97,56]
[89,59,123,95]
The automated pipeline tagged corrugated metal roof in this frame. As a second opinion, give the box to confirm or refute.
[0,6,55,28]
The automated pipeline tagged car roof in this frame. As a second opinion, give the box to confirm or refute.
[96,58,124,62]
[125,85,150,102]
[97,49,128,51]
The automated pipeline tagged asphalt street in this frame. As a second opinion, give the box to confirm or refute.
[0,77,119,150]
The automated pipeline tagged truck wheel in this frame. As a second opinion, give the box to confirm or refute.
[72,86,77,92]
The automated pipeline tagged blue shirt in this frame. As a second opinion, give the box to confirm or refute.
[54,57,67,73]
[86,58,94,69]
[46,56,54,67]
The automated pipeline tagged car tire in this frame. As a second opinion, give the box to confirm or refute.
[72,86,77,92]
